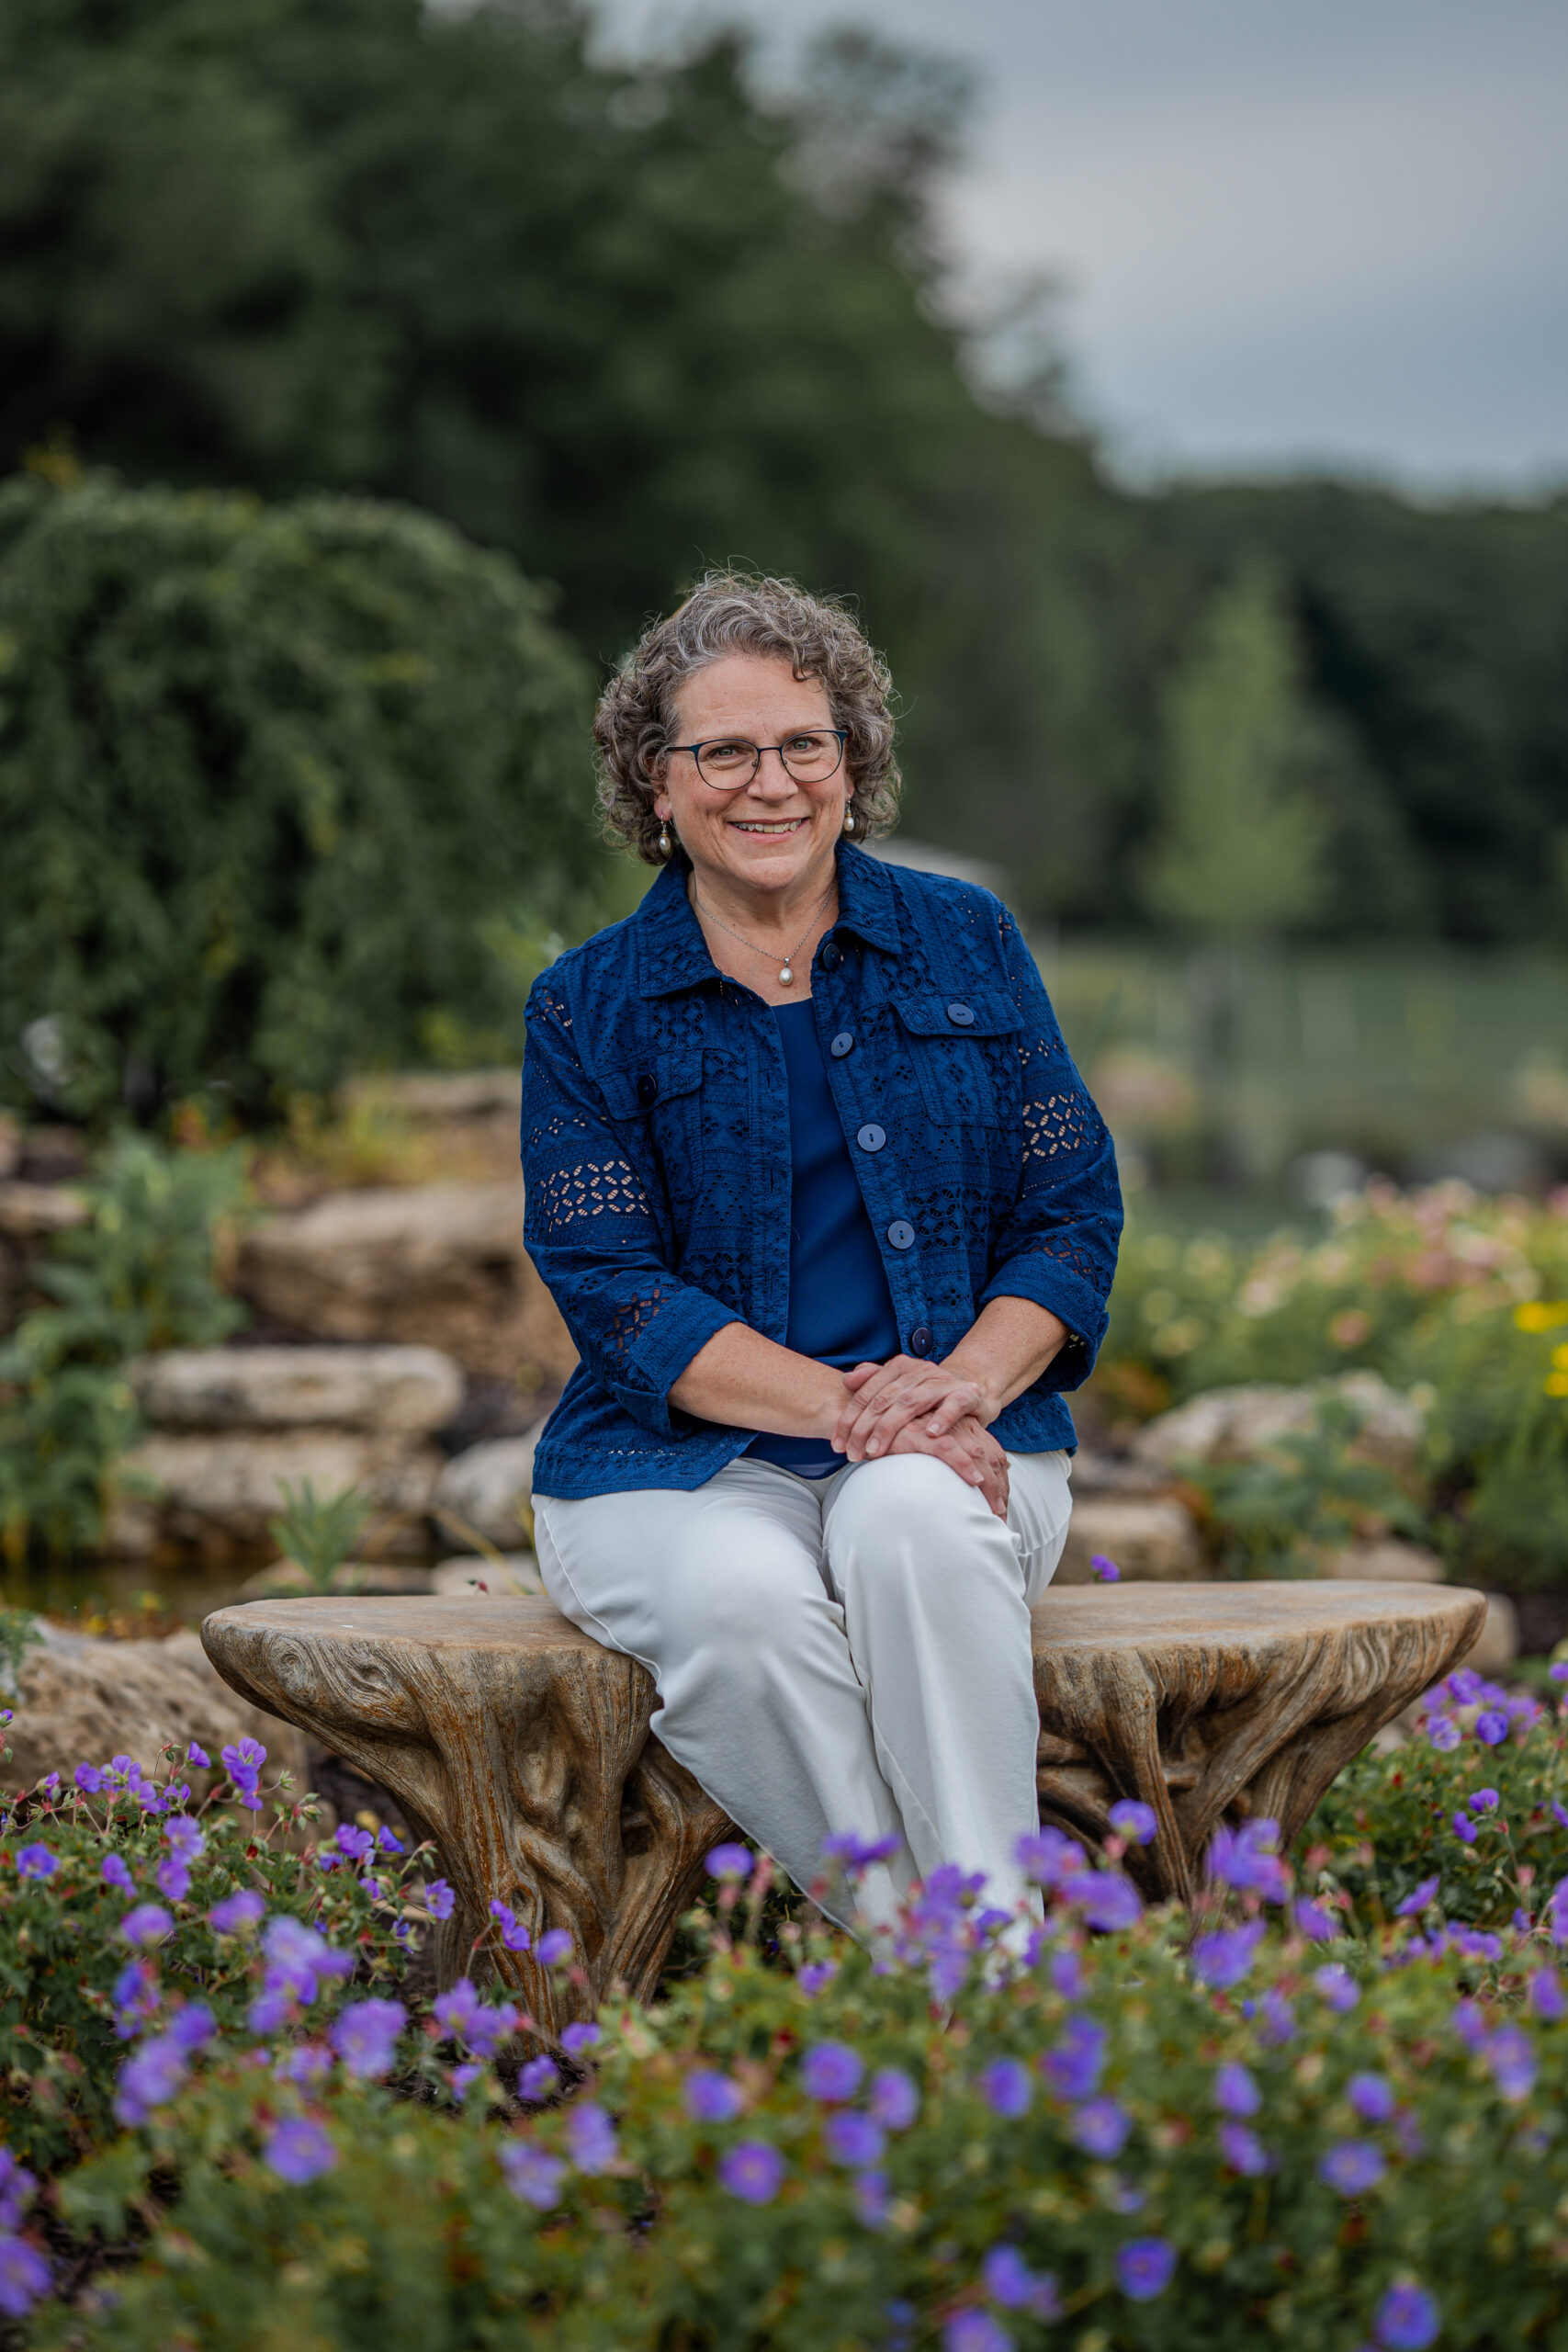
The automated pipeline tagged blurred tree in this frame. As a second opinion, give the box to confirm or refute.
[0,471,593,1120]
[1140,570,1330,939]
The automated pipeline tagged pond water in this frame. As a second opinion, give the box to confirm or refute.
[7,1555,292,1634]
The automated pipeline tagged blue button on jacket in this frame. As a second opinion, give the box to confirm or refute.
[522,843,1122,1499]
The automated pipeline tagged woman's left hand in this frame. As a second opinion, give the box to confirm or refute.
[831,1354,994,1462]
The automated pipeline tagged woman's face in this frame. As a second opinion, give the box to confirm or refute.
[655,651,848,900]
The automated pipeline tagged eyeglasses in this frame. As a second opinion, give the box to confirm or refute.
[666,730,848,789]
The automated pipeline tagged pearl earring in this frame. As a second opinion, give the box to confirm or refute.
[659,820,671,857]
[843,804,855,834]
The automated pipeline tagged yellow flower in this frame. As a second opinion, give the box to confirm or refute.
[1548,1372,1568,1398]
[1556,1342,1568,1372]
[1516,1301,1568,1333]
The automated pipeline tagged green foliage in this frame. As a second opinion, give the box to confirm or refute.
[0,1134,246,1562]
[0,471,594,1118]
[267,1480,374,1594]
[0,1747,418,2171]
[1140,570,1330,938]
[1307,1667,1568,1928]
[0,1610,42,1701]
[1182,1399,1427,1578]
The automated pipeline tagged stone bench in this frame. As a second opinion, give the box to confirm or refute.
[201,1580,1483,2030]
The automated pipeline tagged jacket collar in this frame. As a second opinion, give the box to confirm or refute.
[634,842,903,998]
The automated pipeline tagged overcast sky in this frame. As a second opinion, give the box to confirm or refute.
[597,0,1568,492]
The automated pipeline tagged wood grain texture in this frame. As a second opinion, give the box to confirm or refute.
[202,1579,1485,2017]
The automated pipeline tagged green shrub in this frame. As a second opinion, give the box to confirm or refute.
[0,1133,247,1561]
[1181,1398,1427,1578]
[0,471,595,1120]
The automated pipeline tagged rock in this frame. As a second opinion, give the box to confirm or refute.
[1321,1541,1446,1584]
[130,1344,463,1435]
[237,1182,576,1385]
[1464,1593,1519,1678]
[3,1622,311,1797]
[432,1432,538,1551]
[1066,1448,1176,1498]
[1055,1496,1205,1584]
[430,1553,543,1597]
[239,1561,436,1600]
[105,1430,444,1563]
[340,1069,519,1123]
[1133,1373,1426,1479]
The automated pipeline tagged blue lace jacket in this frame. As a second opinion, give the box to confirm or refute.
[522,843,1122,1498]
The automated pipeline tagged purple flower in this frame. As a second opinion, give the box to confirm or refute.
[335,1825,375,1862]
[1451,1998,1488,2046]
[15,1846,55,1882]
[434,1981,480,2040]
[802,2042,863,2103]
[1258,1989,1296,2044]
[1424,1713,1461,1753]
[979,2058,1032,2119]
[1473,1710,1508,1747]
[1348,2073,1395,2123]
[1090,1554,1121,1582]
[1219,2121,1270,2176]
[120,1903,173,1949]
[560,2021,599,2058]
[248,1990,289,2036]
[1468,1787,1500,1813]
[1446,1668,1482,1702]
[423,1878,456,1922]
[1043,2015,1107,2101]
[186,1743,210,1768]
[1071,2096,1132,2158]
[1374,2282,1440,2350]
[685,2070,744,2124]
[1213,2062,1260,2117]
[100,1853,135,1892]
[719,2140,784,2205]
[168,2003,216,2052]
[331,1998,406,2080]
[221,1737,266,1776]
[1207,1818,1289,1902]
[1117,2237,1176,2301]
[500,2142,565,2210]
[981,2245,1060,2319]
[0,2154,36,2233]
[155,1856,190,1902]
[944,2314,1011,2352]
[1013,1827,1087,1889]
[821,1830,901,1871]
[73,1763,104,1793]
[1486,2024,1536,2100]
[1529,1970,1565,2020]
[797,1961,838,1996]
[1048,1948,1083,1998]
[1451,1813,1477,1845]
[114,2032,189,2123]
[825,2111,886,2167]
[1320,2140,1386,2195]
[519,2055,560,2102]
[0,2235,51,2319]
[854,2170,891,2229]
[1395,1877,1440,1918]
[566,2100,617,2173]
[377,1826,403,1852]
[1078,1872,1143,1932]
[537,1928,573,1966]
[209,1888,264,1934]
[1191,1919,1266,1989]
[277,2044,333,2085]
[164,1815,204,1859]
[265,2119,337,2185]
[869,2067,919,2131]
[263,1915,351,2003]
[488,1900,531,1953]
[706,1842,752,1881]
[1294,1898,1340,1941]
[1108,1801,1157,1846]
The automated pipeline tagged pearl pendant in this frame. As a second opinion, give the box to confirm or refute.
[778,964,795,986]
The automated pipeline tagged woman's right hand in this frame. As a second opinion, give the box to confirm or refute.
[887,1414,1010,1521]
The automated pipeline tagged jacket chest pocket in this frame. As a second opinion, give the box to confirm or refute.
[594,1046,706,1190]
[888,986,1022,1136]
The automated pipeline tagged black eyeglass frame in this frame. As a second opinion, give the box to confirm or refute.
[664,729,849,788]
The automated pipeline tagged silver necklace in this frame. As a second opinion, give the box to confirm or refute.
[694,878,837,988]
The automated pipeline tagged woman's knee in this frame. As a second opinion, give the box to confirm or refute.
[827,1453,994,1591]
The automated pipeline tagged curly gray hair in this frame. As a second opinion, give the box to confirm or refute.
[593,571,902,865]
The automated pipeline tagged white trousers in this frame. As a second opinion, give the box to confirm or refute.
[533,1449,1072,1929]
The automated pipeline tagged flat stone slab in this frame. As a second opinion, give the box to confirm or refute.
[130,1344,464,1433]
[202,1578,1484,2022]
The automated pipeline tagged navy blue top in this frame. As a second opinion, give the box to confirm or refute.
[748,1000,900,1478]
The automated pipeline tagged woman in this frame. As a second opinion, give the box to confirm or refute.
[523,573,1121,1931]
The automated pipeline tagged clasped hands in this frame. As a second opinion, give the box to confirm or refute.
[831,1354,1010,1521]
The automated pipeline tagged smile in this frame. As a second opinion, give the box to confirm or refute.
[730,817,809,834]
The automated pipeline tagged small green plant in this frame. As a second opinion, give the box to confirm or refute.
[1183,1398,1427,1578]
[0,1607,42,1700]
[267,1480,375,1594]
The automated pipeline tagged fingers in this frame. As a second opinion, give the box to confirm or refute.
[831,1356,915,1453]
[840,1362,882,1393]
